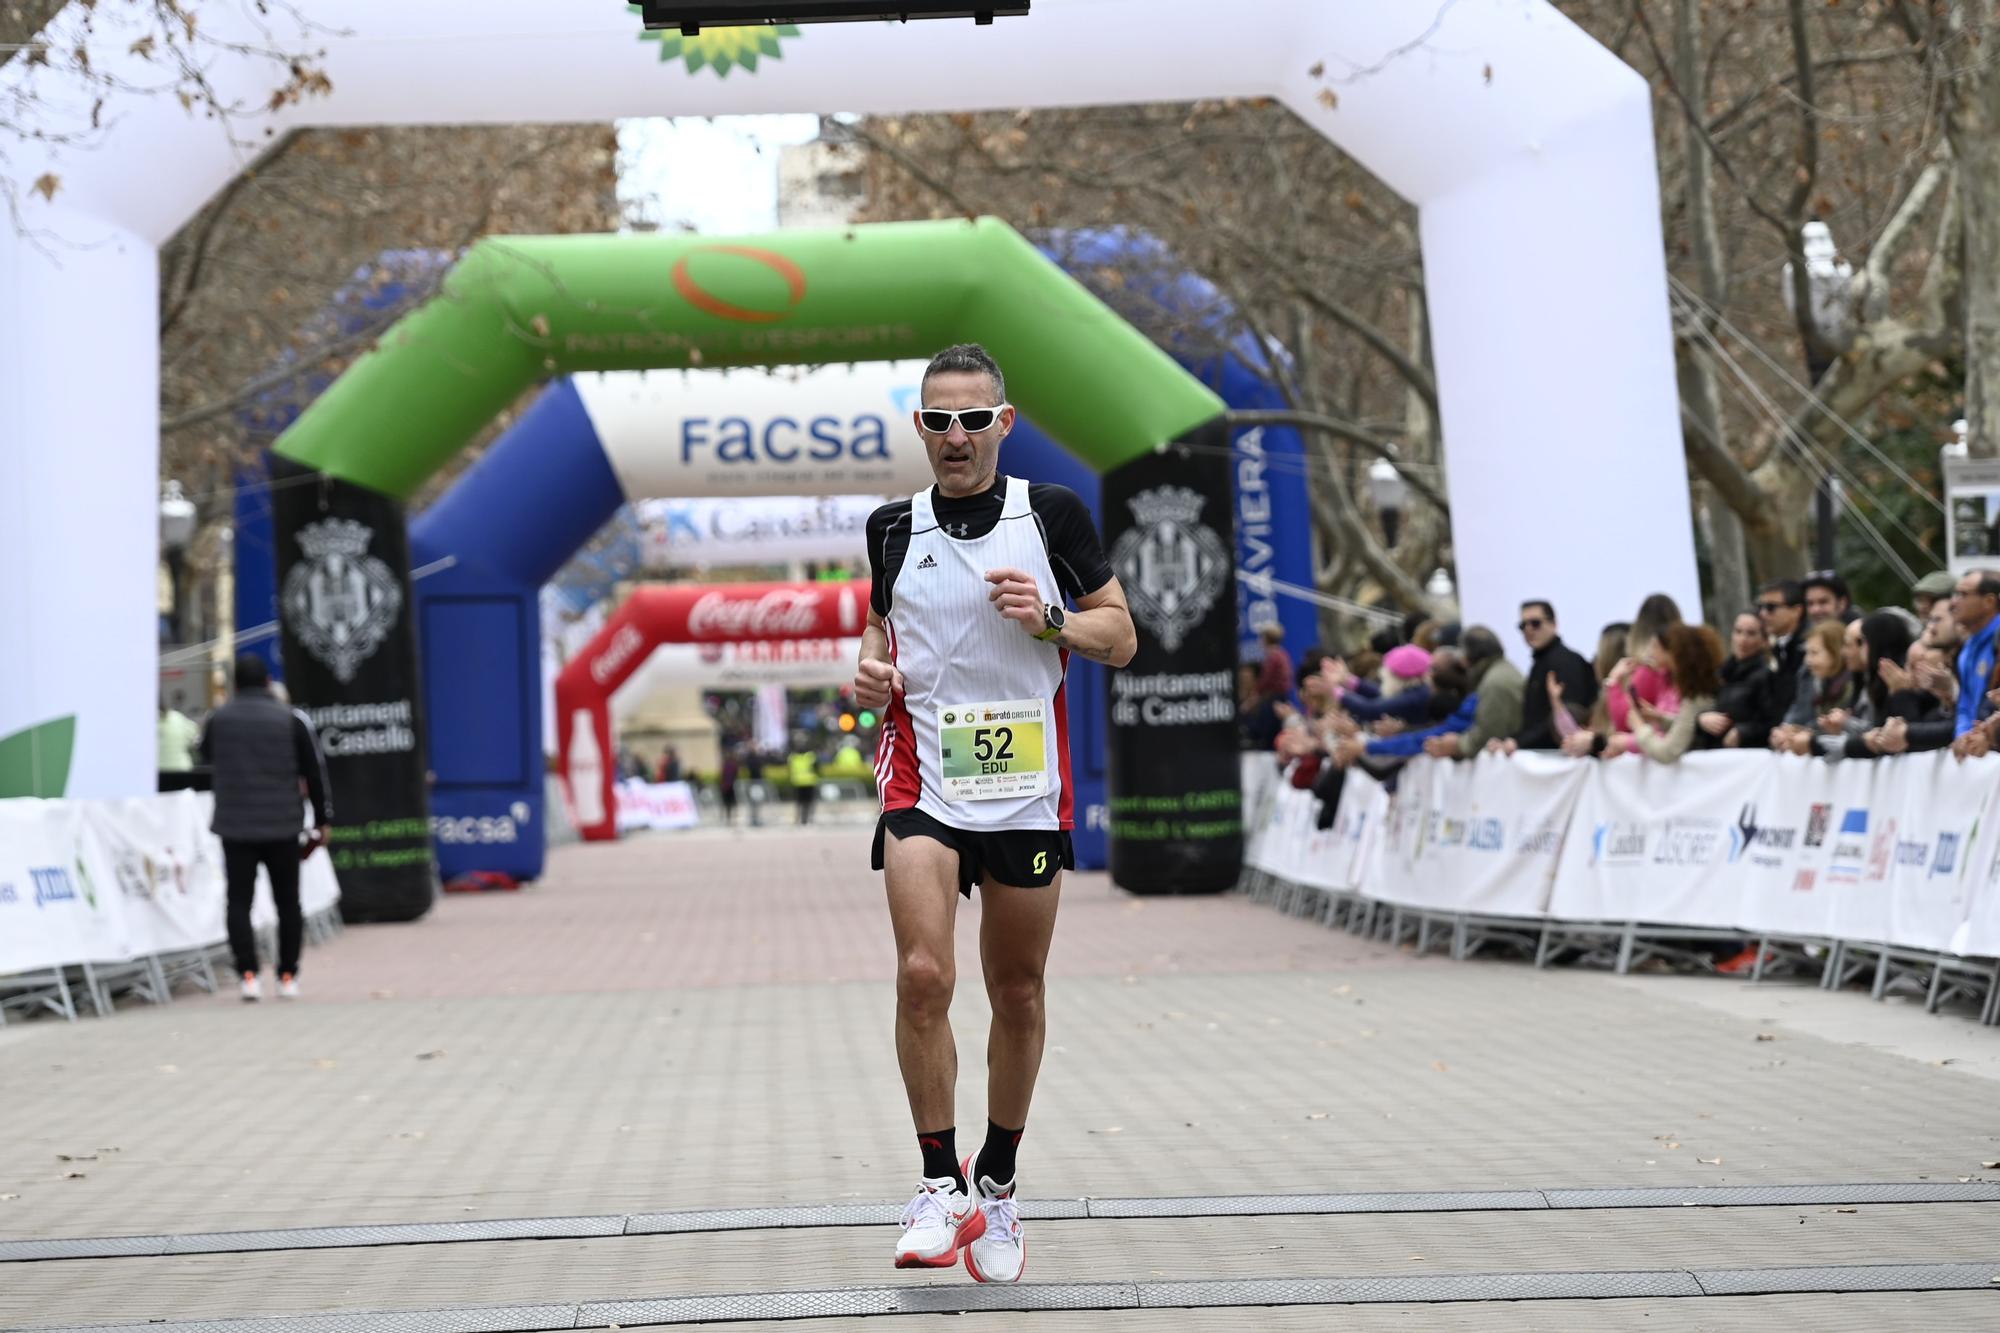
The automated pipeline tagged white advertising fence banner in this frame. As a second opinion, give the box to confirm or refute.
[1547,752,1772,927]
[1375,752,1587,917]
[1316,769,1391,894]
[615,780,701,834]
[1273,751,2000,958]
[0,799,131,973]
[1239,753,1285,872]
[1963,781,2000,957]
[0,792,340,977]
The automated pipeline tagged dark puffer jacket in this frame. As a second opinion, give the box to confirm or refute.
[199,690,332,842]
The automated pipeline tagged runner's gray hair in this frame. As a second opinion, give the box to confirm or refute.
[922,343,1006,404]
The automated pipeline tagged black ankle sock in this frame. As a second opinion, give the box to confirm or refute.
[974,1120,1023,1189]
[917,1128,964,1189]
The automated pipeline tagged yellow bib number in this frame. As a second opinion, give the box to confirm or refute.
[937,699,1049,801]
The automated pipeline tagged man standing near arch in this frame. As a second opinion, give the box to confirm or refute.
[853,344,1137,1283]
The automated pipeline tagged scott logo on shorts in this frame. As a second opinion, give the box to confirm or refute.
[1032,851,1048,876]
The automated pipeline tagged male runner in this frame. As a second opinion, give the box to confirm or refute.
[854,344,1136,1283]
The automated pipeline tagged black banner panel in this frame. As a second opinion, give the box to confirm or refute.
[271,457,437,923]
[1102,422,1244,895]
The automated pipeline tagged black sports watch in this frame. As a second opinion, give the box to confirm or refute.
[1034,602,1065,642]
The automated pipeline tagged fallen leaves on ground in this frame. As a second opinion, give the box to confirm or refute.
[1754,1033,1777,1042]
[416,1050,446,1061]
[1698,1157,1723,1165]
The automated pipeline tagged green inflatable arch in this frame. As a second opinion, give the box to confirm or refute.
[274,217,1224,493]
[270,216,1247,901]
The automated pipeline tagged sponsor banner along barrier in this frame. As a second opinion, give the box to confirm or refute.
[1251,751,2000,959]
[1,792,339,978]
[614,780,701,834]
[1375,752,1588,917]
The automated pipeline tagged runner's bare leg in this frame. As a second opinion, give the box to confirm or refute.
[978,872,1063,1129]
[884,832,962,1130]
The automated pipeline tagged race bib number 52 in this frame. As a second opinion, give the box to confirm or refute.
[938,699,1048,801]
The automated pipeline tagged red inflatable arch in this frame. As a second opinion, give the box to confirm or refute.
[554,581,868,840]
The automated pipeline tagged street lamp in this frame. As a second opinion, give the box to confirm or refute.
[1781,220,1856,571]
[1367,457,1408,549]
[159,480,197,646]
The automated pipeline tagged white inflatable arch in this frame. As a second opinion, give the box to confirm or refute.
[0,0,1695,798]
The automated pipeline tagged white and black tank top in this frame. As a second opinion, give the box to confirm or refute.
[868,475,1111,831]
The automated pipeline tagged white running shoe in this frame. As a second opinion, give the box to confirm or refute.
[277,974,300,1000]
[239,972,262,1002]
[893,1173,983,1269]
[961,1158,1026,1284]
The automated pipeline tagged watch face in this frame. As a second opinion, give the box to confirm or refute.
[1047,604,1065,629]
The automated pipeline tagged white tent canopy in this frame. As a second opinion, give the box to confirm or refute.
[0,0,1696,798]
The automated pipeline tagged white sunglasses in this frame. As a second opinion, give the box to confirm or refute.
[917,404,1011,435]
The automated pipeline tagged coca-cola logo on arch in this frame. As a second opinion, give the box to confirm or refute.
[590,624,647,685]
[685,585,864,639]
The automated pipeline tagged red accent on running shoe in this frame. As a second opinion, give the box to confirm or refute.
[893,1203,982,1268]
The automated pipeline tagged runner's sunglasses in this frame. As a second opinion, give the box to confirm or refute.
[917,404,1011,434]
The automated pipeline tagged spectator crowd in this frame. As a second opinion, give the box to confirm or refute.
[1242,565,2000,813]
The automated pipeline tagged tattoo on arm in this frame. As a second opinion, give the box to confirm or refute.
[1058,633,1114,663]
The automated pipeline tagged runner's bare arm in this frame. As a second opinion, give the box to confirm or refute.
[984,567,1136,668]
[1060,576,1138,667]
[854,608,904,709]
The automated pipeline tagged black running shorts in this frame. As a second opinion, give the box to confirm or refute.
[872,807,1074,898]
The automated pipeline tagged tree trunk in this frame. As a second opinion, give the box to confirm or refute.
[1949,3,2000,457]
[1666,0,1787,594]
[1701,489,1754,624]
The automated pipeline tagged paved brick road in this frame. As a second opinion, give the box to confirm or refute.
[1,824,1995,1331]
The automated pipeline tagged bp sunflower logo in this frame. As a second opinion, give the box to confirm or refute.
[630,5,801,77]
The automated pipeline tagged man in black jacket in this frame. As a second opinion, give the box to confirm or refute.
[1506,601,1598,750]
[1755,579,1808,727]
[199,654,332,1001]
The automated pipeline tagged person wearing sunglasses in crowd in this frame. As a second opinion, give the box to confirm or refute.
[1753,579,1808,724]
[853,344,1136,1284]
[1488,601,1595,755]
